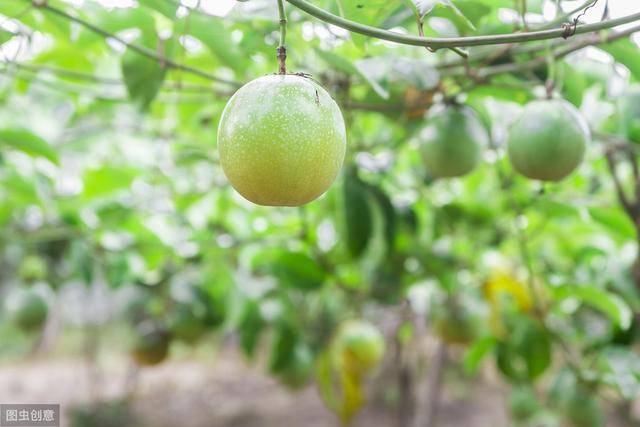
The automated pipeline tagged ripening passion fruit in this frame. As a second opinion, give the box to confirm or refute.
[507,99,590,181]
[418,105,488,178]
[217,74,347,206]
[334,320,385,373]
[131,324,171,366]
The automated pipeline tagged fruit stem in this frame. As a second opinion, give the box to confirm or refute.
[277,0,288,74]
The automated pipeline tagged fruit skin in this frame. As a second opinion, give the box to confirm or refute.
[564,388,604,427]
[418,105,488,178]
[6,288,48,332]
[619,85,640,143]
[168,305,206,344]
[431,305,478,345]
[507,386,539,422]
[18,255,48,282]
[217,74,346,206]
[131,325,171,366]
[335,320,385,373]
[507,99,589,181]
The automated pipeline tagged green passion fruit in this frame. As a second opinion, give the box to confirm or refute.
[507,99,589,181]
[418,105,488,178]
[217,74,347,206]
[564,388,604,427]
[335,320,385,373]
[6,288,48,332]
[168,305,206,344]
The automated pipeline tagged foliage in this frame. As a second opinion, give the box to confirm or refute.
[0,0,639,425]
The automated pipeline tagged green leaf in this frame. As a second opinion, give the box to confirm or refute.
[94,6,156,34]
[601,38,640,82]
[367,184,397,254]
[238,301,264,359]
[0,128,59,164]
[424,1,477,34]
[138,0,178,20]
[70,240,93,285]
[314,48,390,99]
[121,33,172,110]
[105,252,130,290]
[82,166,137,198]
[464,336,497,375]
[186,13,247,74]
[343,168,373,258]
[268,323,298,373]
[588,207,636,238]
[338,0,402,48]
[271,251,327,291]
[553,285,632,330]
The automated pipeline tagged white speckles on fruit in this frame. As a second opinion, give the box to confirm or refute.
[418,105,488,178]
[507,99,589,182]
[217,74,346,206]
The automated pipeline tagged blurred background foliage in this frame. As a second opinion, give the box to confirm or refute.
[0,0,639,426]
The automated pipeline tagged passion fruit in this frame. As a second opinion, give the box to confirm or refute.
[507,99,589,181]
[334,320,385,373]
[418,105,488,178]
[217,74,346,206]
[131,324,170,366]
[168,305,206,344]
[6,288,48,332]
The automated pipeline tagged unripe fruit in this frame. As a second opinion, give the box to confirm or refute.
[431,305,478,345]
[168,305,206,344]
[6,288,48,332]
[619,85,640,143]
[418,106,488,178]
[18,255,48,282]
[131,324,170,366]
[217,74,346,206]
[335,320,385,373]
[507,386,539,422]
[564,388,604,427]
[507,99,589,181]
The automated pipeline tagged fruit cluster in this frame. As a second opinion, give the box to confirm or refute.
[215,75,640,207]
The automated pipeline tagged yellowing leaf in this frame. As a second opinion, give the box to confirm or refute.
[484,271,532,312]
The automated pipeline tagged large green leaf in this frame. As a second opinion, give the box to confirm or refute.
[82,166,138,198]
[186,13,247,74]
[271,251,327,291]
[464,336,497,375]
[0,128,58,164]
[588,207,636,239]
[553,285,633,330]
[343,168,373,258]
[314,48,390,98]
[121,33,174,110]
[601,38,640,82]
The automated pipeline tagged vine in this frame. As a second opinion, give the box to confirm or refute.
[284,0,640,49]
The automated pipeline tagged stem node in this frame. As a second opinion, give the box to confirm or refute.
[277,46,287,75]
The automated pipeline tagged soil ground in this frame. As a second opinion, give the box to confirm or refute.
[0,347,510,427]
[0,345,637,427]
